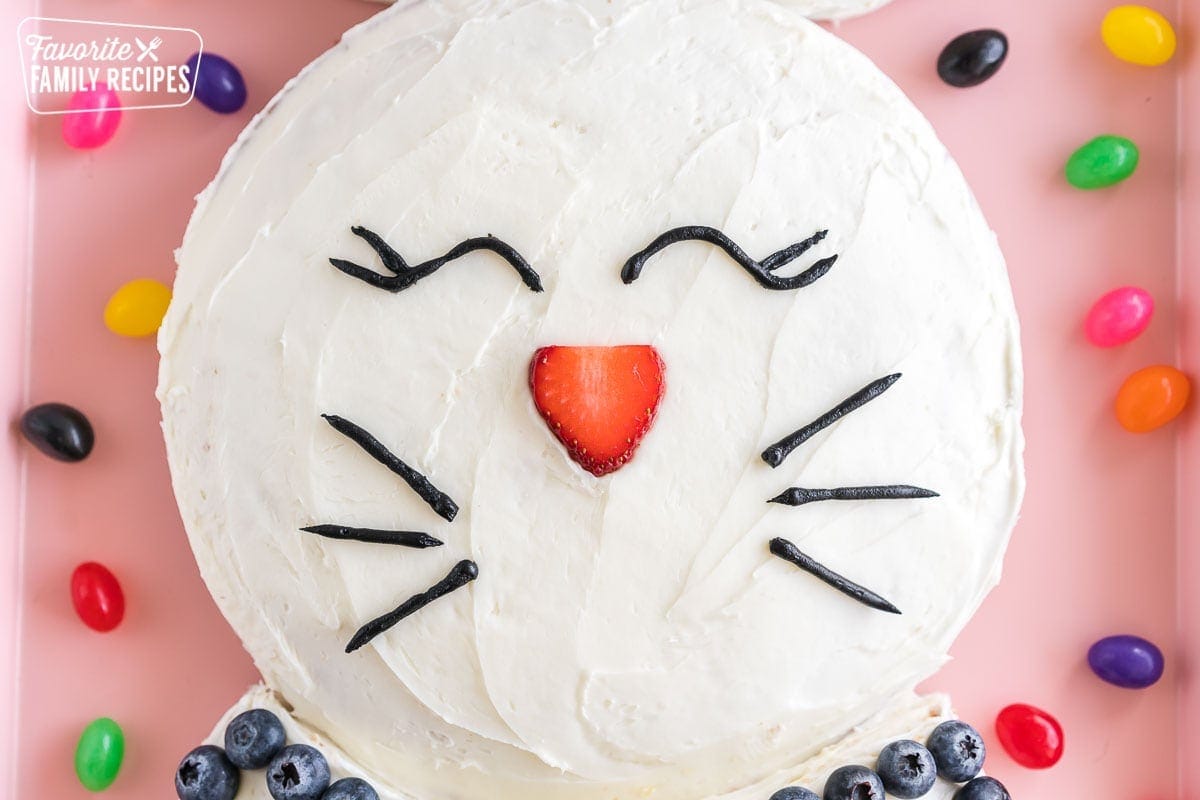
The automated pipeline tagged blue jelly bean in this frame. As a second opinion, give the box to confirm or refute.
[1088,634,1164,689]
[185,52,247,114]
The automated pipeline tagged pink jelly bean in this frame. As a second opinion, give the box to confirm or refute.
[61,84,122,149]
[1085,286,1153,347]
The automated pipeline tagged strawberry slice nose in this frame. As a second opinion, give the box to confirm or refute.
[529,345,666,476]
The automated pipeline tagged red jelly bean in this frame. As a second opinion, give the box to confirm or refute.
[61,84,122,149]
[71,562,125,632]
[995,703,1063,769]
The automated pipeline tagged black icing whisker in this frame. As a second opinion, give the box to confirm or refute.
[301,524,443,549]
[322,414,459,522]
[330,225,543,293]
[761,374,901,468]
[769,537,901,615]
[768,485,939,506]
[621,226,836,290]
[346,559,479,653]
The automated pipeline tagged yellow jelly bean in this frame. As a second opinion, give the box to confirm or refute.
[104,278,171,337]
[1102,5,1176,66]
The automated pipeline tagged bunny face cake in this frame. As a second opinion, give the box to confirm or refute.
[158,1,1023,799]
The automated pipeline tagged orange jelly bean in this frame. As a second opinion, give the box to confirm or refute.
[1115,365,1189,432]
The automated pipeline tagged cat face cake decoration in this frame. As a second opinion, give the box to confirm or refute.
[308,222,941,651]
[159,1,1024,799]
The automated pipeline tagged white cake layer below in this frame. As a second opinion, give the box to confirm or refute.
[203,686,973,800]
[364,0,897,21]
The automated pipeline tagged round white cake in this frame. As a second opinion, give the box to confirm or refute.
[159,1,1023,799]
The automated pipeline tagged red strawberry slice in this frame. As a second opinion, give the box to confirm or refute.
[529,345,666,476]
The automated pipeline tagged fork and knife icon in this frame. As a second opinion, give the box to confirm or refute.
[134,36,163,63]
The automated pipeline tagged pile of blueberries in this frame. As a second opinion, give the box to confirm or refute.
[769,720,1009,800]
[176,708,380,800]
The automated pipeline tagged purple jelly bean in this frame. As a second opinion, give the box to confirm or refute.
[1084,286,1153,347]
[185,52,247,114]
[61,84,121,149]
[1087,634,1164,689]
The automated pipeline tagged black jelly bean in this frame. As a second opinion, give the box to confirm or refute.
[937,30,1008,88]
[20,402,95,462]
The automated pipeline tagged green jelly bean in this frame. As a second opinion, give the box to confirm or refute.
[1065,135,1139,189]
[74,717,124,791]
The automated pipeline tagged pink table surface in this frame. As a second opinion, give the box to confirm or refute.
[1,0,1196,798]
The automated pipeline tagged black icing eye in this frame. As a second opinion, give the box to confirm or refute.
[329,225,543,294]
[621,225,837,290]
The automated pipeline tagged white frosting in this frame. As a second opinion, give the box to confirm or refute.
[771,0,895,20]
[368,0,897,22]
[205,687,972,800]
[160,1,1023,799]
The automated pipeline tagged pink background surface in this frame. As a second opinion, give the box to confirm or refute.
[1,0,1195,798]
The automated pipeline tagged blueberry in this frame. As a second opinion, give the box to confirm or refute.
[175,745,239,800]
[875,740,937,799]
[926,720,986,782]
[267,744,331,800]
[224,708,287,769]
[954,777,1010,800]
[822,766,884,800]
[20,403,94,462]
[322,777,381,800]
[769,787,820,800]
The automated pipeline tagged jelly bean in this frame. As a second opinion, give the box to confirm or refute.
[1065,135,1139,189]
[104,278,172,337]
[61,84,121,150]
[1085,286,1153,347]
[71,562,125,632]
[20,403,95,462]
[75,717,124,791]
[186,52,247,114]
[1102,5,1176,66]
[995,703,1063,769]
[937,30,1008,88]
[1088,634,1164,688]
[1115,365,1189,432]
